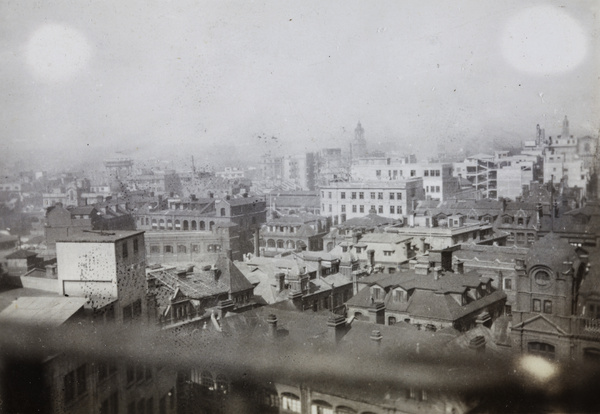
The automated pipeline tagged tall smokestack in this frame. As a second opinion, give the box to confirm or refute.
[254,230,260,257]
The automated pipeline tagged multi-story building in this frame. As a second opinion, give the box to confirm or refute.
[352,158,457,201]
[144,224,241,263]
[320,179,425,224]
[136,195,266,256]
[260,213,329,253]
[510,233,600,362]
[346,250,507,332]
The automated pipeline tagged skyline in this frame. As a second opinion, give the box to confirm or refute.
[1,1,599,170]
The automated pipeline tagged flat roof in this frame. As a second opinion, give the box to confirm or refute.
[56,230,144,243]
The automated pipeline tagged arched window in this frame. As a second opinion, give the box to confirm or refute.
[267,239,276,248]
[209,221,215,231]
[354,312,363,320]
[286,240,295,249]
[281,393,301,413]
[177,245,187,254]
[336,406,357,414]
[167,219,173,229]
[183,220,189,230]
[199,221,205,230]
[311,400,333,414]
[175,220,180,229]
[145,217,149,226]
[388,316,397,325]
[152,219,157,229]
[277,240,284,249]
[297,240,307,251]
[533,269,551,286]
[326,242,333,252]
[191,220,197,230]
[220,208,226,217]
[528,342,555,360]
[159,219,165,229]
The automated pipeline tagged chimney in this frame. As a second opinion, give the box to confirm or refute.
[418,237,426,252]
[217,299,234,319]
[367,249,375,269]
[275,272,285,292]
[432,266,442,280]
[317,257,323,279]
[455,260,464,274]
[267,314,278,338]
[254,230,260,257]
[469,335,486,354]
[370,330,383,354]
[352,232,359,244]
[327,314,347,344]
[288,290,303,310]
[368,302,385,325]
[212,266,221,283]
[45,264,57,278]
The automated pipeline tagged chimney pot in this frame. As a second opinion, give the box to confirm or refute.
[267,314,278,338]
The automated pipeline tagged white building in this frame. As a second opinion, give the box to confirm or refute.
[351,158,457,201]
[320,179,425,225]
[56,230,148,323]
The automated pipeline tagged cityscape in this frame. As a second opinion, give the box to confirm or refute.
[1,1,600,414]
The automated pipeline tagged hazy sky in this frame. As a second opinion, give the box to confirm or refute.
[1,0,599,170]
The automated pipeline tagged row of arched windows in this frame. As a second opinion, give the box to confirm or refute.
[265,239,307,250]
[140,217,215,231]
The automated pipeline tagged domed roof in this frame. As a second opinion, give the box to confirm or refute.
[525,233,579,272]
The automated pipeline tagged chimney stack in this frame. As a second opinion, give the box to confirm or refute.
[469,335,486,354]
[367,249,375,269]
[368,302,385,325]
[275,272,285,292]
[370,330,383,354]
[254,230,260,257]
[217,299,234,320]
[317,257,323,279]
[267,314,278,338]
[212,266,221,283]
[433,266,442,280]
[327,314,347,344]
[288,290,303,310]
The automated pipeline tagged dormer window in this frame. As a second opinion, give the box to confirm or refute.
[517,217,524,225]
[342,246,348,253]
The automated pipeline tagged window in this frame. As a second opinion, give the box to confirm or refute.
[390,192,395,200]
[133,238,139,254]
[435,170,440,176]
[370,192,375,199]
[191,244,199,253]
[359,205,364,213]
[100,392,119,414]
[351,192,356,199]
[65,364,87,403]
[378,192,383,199]
[393,290,405,302]
[504,279,512,290]
[355,247,362,253]
[528,342,555,359]
[383,251,392,256]
[544,300,552,314]
[281,393,301,413]
[150,245,160,254]
[341,192,346,199]
[164,245,173,254]
[390,206,395,214]
[341,205,346,212]
[410,170,416,176]
[378,205,383,214]
[328,204,332,212]
[177,245,187,253]
[359,192,364,199]
[122,242,128,258]
[533,299,541,312]
[534,270,551,286]
[527,233,535,244]
[376,169,381,177]
[424,170,429,176]
[505,305,512,315]
[352,205,357,213]
[397,206,402,214]
[436,186,440,192]
[397,192,402,200]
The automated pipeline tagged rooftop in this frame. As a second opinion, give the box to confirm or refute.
[56,230,144,243]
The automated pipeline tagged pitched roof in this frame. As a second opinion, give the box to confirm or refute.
[0,296,87,327]
[5,249,38,259]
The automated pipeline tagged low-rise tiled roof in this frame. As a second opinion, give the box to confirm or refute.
[5,249,38,259]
